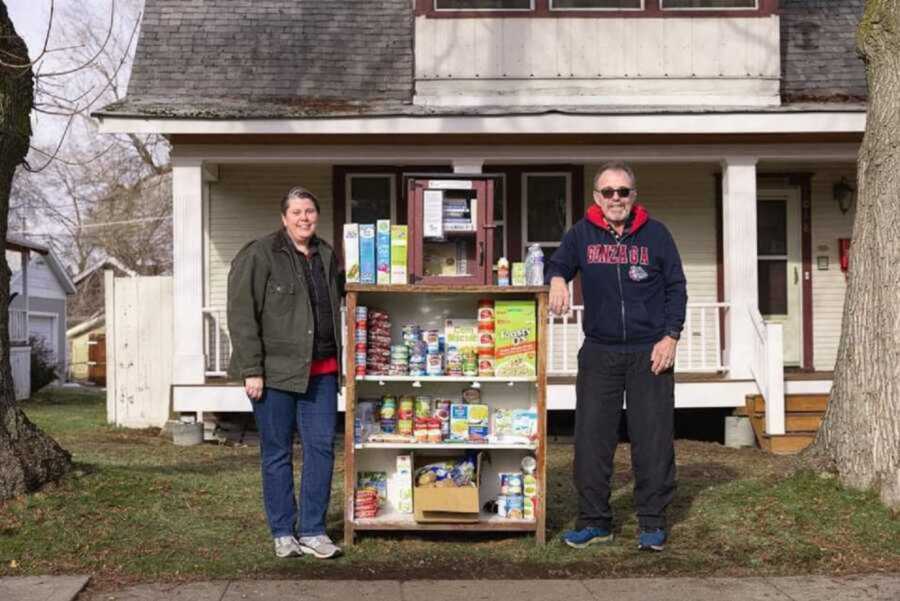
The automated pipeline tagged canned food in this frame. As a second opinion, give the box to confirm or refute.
[524,496,536,521]
[423,329,440,352]
[523,474,538,497]
[461,387,480,404]
[380,418,396,434]
[506,494,524,519]
[426,352,443,376]
[398,418,413,436]
[468,424,489,442]
[477,299,495,323]
[477,330,495,350]
[398,396,414,419]
[506,472,523,495]
[355,342,368,353]
[415,396,432,418]
[477,352,495,377]
[427,418,443,443]
[380,396,396,418]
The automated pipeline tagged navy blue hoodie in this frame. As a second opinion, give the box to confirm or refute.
[546,203,687,352]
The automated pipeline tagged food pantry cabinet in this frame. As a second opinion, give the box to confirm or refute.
[343,284,549,545]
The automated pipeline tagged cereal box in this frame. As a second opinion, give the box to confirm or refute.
[396,455,413,514]
[359,223,376,284]
[376,219,391,285]
[343,223,360,283]
[391,225,408,285]
[494,300,536,377]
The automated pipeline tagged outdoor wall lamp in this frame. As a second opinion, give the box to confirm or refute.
[833,177,855,214]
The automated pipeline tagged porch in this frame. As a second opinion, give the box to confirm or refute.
[166,143,854,437]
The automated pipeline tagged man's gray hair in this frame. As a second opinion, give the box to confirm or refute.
[593,161,637,190]
[281,186,321,214]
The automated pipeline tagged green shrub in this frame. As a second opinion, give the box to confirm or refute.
[30,335,58,392]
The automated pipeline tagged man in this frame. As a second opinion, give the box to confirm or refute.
[227,187,343,559]
[546,162,687,552]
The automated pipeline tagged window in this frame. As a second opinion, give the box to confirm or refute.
[522,173,571,260]
[492,176,507,261]
[347,174,395,224]
[435,0,532,10]
[551,0,642,9]
[661,0,756,8]
[757,200,787,315]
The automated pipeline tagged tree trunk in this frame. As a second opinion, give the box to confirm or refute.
[0,3,72,500]
[808,0,900,510]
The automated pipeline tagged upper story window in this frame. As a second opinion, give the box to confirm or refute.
[424,0,767,15]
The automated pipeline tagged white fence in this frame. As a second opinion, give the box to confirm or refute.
[105,272,174,428]
[748,306,785,435]
[9,308,27,343]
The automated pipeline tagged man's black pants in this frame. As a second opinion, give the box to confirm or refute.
[574,341,676,531]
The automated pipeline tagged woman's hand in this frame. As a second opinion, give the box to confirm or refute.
[244,376,264,401]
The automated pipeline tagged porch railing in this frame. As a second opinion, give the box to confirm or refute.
[204,301,729,378]
[547,301,729,376]
[9,308,28,344]
[748,306,785,435]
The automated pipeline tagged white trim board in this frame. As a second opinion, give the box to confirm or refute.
[97,111,866,136]
[168,143,860,165]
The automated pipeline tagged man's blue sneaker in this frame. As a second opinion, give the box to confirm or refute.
[562,527,614,548]
[638,528,667,552]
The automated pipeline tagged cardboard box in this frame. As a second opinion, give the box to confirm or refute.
[343,223,360,283]
[413,453,482,523]
[494,300,537,377]
[376,219,391,285]
[359,223,376,284]
[390,225,408,285]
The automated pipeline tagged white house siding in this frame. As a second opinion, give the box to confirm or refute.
[206,164,334,315]
[415,16,780,106]
[10,255,67,299]
[809,166,855,371]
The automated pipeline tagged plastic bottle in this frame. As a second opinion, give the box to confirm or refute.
[525,244,544,286]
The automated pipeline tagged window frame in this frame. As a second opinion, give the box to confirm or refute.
[434,0,534,12]
[660,0,758,11]
[346,173,397,225]
[521,172,573,258]
[417,0,775,18]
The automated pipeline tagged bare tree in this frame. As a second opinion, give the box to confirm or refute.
[807,0,900,510]
[0,2,71,500]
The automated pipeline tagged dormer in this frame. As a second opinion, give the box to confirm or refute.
[414,0,780,107]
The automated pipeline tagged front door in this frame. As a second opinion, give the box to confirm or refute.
[757,190,803,366]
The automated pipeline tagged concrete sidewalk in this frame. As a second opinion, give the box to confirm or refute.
[2,575,898,601]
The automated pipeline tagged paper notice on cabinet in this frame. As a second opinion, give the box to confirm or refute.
[424,190,444,238]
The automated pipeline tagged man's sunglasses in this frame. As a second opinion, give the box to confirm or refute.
[596,187,634,199]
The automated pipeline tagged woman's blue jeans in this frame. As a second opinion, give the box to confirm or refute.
[252,374,337,538]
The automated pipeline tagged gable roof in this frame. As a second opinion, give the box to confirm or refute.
[6,236,77,296]
[103,0,413,119]
[780,0,867,103]
[98,0,867,120]
[72,257,137,286]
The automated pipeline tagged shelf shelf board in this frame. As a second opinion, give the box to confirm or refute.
[355,442,538,450]
[355,375,535,384]
[353,511,537,532]
[346,284,548,294]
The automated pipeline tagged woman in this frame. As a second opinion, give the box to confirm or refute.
[227,186,343,559]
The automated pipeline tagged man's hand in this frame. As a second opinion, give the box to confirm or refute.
[549,276,570,316]
[244,376,264,401]
[650,336,678,375]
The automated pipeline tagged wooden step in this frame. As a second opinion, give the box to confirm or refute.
[750,413,823,433]
[758,432,816,455]
[746,393,829,414]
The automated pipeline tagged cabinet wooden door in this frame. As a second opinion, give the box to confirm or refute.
[407,176,495,285]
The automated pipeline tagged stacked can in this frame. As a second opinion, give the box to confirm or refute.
[477,299,496,377]
[408,340,427,376]
[402,324,421,348]
[366,309,392,375]
[433,398,451,439]
[389,344,409,376]
[380,395,396,433]
[414,395,432,418]
[354,306,368,376]
[499,472,525,519]
[445,348,463,376]
[398,395,415,436]
[354,488,379,519]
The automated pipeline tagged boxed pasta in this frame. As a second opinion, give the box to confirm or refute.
[494,300,537,377]
[343,223,360,283]
[450,404,469,441]
[376,219,391,285]
[359,223,376,284]
[391,225,408,285]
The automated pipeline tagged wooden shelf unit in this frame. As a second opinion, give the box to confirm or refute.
[343,285,549,545]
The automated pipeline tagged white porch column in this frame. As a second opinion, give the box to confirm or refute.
[172,158,206,384]
[721,157,759,380]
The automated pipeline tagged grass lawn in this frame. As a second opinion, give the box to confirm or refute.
[0,386,897,588]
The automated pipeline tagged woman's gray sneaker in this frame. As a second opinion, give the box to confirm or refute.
[273,536,303,558]
[298,535,342,559]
